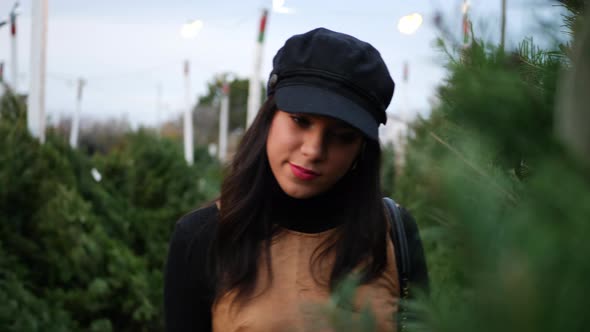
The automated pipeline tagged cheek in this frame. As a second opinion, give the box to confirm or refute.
[330,148,358,174]
[266,116,296,166]
[319,144,361,185]
[332,144,360,173]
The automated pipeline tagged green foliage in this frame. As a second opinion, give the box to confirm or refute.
[558,0,587,37]
[392,3,590,332]
[380,143,397,198]
[0,90,222,331]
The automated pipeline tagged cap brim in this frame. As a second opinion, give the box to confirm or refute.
[275,85,379,140]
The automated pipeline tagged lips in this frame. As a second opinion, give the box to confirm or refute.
[289,163,320,181]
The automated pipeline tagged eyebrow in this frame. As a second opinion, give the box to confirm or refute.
[330,121,357,131]
[295,113,358,131]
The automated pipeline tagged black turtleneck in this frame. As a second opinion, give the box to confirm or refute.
[268,178,348,233]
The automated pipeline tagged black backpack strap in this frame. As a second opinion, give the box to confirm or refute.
[401,207,430,296]
[383,197,410,297]
[383,197,430,331]
[383,197,430,295]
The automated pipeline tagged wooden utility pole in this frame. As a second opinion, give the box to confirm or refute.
[246,9,268,127]
[69,78,86,148]
[27,0,48,142]
[183,60,194,165]
[218,81,230,162]
[501,0,507,52]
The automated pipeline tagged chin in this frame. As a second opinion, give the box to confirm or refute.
[279,182,322,200]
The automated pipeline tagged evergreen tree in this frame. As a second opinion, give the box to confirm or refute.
[0,89,221,331]
[391,1,590,331]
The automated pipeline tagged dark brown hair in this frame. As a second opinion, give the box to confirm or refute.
[210,96,388,304]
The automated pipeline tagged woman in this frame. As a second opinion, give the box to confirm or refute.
[164,28,427,331]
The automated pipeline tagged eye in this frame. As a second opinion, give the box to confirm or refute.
[330,130,361,145]
[290,114,311,128]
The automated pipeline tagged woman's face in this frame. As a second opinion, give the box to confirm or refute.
[266,110,364,199]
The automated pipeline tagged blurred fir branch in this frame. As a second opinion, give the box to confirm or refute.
[558,0,586,34]
[385,2,590,332]
[0,89,222,331]
[556,5,590,166]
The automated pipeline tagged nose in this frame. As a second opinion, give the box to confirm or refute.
[300,129,327,162]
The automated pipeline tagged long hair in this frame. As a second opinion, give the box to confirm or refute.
[210,96,388,304]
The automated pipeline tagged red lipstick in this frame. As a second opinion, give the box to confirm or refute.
[289,163,320,181]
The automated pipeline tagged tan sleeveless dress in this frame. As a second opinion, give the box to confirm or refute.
[212,227,400,332]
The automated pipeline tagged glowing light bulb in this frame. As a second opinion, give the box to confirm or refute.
[398,13,423,35]
[273,0,295,14]
[180,20,203,39]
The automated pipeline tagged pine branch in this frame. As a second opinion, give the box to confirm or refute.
[429,132,518,204]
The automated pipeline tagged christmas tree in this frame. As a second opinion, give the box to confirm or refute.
[393,1,590,331]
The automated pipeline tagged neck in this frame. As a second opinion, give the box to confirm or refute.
[269,178,346,233]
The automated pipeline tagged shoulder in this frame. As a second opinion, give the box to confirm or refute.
[391,203,420,239]
[175,203,219,234]
[384,198,416,225]
[399,206,423,249]
[383,198,416,226]
[398,206,416,227]
[165,205,218,330]
[170,204,219,259]
[167,204,219,285]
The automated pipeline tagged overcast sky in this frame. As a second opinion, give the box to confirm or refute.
[0,0,565,130]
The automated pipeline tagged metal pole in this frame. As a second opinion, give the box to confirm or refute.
[27,0,48,143]
[69,78,85,148]
[183,60,194,165]
[10,9,18,91]
[500,0,507,52]
[403,61,409,120]
[246,8,268,127]
[156,82,162,137]
[0,62,5,98]
[219,81,230,162]
[400,61,409,172]
[462,0,470,48]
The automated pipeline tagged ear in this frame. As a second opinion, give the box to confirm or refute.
[358,140,367,160]
[350,140,367,171]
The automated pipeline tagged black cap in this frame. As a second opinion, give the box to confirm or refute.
[267,27,395,140]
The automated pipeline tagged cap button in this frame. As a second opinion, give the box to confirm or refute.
[269,73,278,88]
